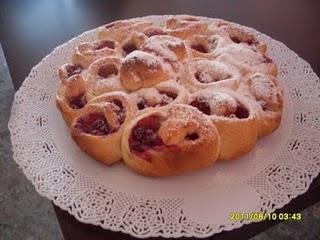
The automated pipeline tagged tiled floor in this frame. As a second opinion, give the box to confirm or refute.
[0,44,319,240]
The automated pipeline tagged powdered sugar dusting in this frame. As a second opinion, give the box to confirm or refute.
[143,35,185,62]
[89,74,124,96]
[248,73,280,103]
[208,92,237,116]
[132,85,179,109]
[161,104,216,142]
[192,90,238,116]
[190,59,235,83]
[124,50,160,67]
[215,44,271,75]
[136,88,163,105]
[94,75,118,87]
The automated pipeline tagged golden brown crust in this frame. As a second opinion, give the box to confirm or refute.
[119,50,170,91]
[184,34,229,59]
[211,23,267,54]
[121,104,220,176]
[72,39,123,68]
[130,80,189,113]
[188,89,258,160]
[70,92,137,165]
[56,74,88,125]
[121,32,147,55]
[142,35,187,64]
[241,72,283,137]
[98,19,153,43]
[86,57,126,100]
[180,58,241,93]
[58,63,85,83]
[214,45,278,77]
[142,26,167,38]
[165,15,208,39]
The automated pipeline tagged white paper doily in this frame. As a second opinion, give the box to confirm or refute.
[8,15,320,238]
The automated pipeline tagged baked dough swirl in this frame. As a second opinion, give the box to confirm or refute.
[56,15,284,177]
[70,92,137,165]
[189,89,258,160]
[121,104,220,176]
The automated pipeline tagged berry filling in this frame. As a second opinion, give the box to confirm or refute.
[68,93,87,109]
[158,91,178,106]
[185,132,199,141]
[246,39,258,45]
[234,104,249,119]
[190,98,249,119]
[263,56,273,63]
[230,36,258,46]
[230,36,241,44]
[95,40,115,50]
[191,44,208,53]
[98,64,118,78]
[129,115,164,154]
[66,64,82,78]
[189,98,211,115]
[75,113,116,136]
[122,43,138,55]
[137,99,146,110]
[110,99,125,124]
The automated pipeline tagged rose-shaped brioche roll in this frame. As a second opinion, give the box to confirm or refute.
[121,33,147,55]
[165,15,208,39]
[142,26,167,38]
[58,63,85,83]
[215,45,277,77]
[142,35,187,71]
[86,57,126,100]
[56,74,88,125]
[212,24,267,54]
[243,72,283,137]
[120,51,170,91]
[189,89,258,160]
[98,19,153,43]
[71,92,137,165]
[180,58,241,93]
[185,34,229,59]
[121,104,220,177]
[72,39,123,68]
[131,81,189,111]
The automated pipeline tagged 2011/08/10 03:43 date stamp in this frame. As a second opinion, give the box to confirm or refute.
[229,212,302,221]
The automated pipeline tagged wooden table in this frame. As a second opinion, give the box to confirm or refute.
[1,0,320,239]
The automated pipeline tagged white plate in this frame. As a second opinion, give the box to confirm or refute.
[9,15,320,238]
